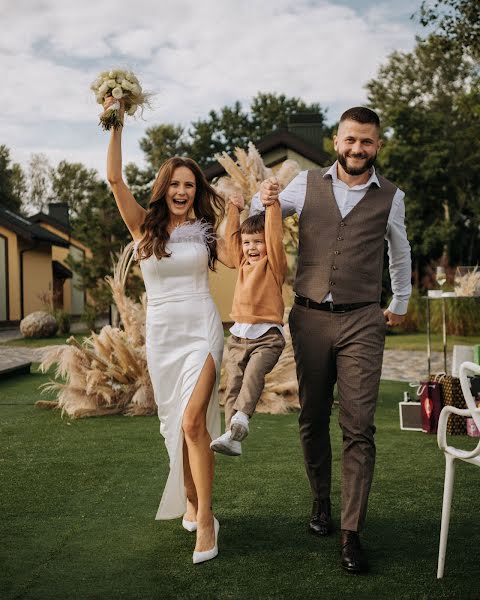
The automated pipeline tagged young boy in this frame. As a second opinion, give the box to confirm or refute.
[210,184,287,456]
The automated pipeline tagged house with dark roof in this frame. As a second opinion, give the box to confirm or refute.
[0,203,91,325]
[204,113,330,180]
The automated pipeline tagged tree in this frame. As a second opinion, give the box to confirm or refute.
[250,92,323,138]
[366,35,480,284]
[418,0,480,60]
[10,163,27,209]
[27,153,53,213]
[126,92,326,203]
[0,145,26,212]
[66,179,135,313]
[135,92,325,174]
[124,162,152,209]
[50,161,100,220]
[188,92,324,167]
[138,123,189,172]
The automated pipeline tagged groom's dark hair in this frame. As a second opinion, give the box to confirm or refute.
[340,106,380,130]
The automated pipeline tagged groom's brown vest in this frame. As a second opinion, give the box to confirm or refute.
[295,168,397,304]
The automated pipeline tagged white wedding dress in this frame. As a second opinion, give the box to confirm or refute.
[135,221,223,520]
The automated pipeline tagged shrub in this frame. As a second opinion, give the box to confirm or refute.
[393,286,480,335]
[82,304,98,333]
[54,309,71,334]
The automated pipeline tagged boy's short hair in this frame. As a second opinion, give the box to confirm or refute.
[240,213,265,236]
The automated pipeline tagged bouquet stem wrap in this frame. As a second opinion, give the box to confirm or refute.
[91,69,149,131]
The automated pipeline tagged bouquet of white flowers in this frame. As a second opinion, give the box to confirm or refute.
[90,69,149,131]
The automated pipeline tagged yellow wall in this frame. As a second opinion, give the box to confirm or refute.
[262,147,288,166]
[37,222,91,315]
[22,245,52,316]
[209,263,238,323]
[0,219,94,321]
[286,149,325,171]
[0,226,21,320]
[40,222,92,258]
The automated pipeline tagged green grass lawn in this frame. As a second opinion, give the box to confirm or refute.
[0,333,90,347]
[384,332,480,352]
[1,368,479,600]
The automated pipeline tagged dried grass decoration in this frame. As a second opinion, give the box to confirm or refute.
[91,69,151,131]
[214,142,300,248]
[454,266,480,297]
[38,243,155,418]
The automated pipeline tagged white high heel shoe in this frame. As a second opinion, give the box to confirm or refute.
[192,517,219,564]
[182,518,197,532]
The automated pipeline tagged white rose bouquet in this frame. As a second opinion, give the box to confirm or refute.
[90,69,150,131]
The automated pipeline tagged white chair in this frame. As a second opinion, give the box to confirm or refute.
[437,361,480,578]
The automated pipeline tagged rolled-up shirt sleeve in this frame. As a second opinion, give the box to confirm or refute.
[386,190,412,315]
[250,171,307,217]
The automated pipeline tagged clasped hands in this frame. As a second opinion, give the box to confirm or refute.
[260,177,280,206]
[229,177,278,210]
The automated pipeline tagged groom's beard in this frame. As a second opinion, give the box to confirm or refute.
[337,151,377,176]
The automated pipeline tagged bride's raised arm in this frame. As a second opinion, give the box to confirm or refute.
[105,97,146,241]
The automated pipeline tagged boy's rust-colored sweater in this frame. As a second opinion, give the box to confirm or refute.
[224,200,287,325]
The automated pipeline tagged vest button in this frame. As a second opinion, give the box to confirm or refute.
[334,250,340,255]
[337,237,343,241]
[329,281,335,286]
[332,266,338,270]
[340,222,345,227]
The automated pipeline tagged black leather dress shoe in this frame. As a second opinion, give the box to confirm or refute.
[340,530,368,574]
[308,498,333,537]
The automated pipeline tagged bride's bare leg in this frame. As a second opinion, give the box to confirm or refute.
[183,442,198,521]
[182,354,217,553]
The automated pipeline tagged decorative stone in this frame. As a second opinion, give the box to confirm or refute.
[20,311,58,338]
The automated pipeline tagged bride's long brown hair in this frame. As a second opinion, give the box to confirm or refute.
[136,157,225,270]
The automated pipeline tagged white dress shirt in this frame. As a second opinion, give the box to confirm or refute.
[250,163,412,315]
[229,322,285,339]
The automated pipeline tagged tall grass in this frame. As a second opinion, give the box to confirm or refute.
[396,287,480,335]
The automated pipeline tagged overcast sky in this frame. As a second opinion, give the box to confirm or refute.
[0,0,424,179]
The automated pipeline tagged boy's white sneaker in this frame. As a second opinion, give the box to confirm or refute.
[210,431,242,456]
[230,411,250,442]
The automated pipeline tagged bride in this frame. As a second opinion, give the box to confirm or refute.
[104,97,232,564]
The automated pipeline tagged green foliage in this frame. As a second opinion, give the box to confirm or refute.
[189,93,324,168]
[124,162,152,209]
[0,145,25,212]
[125,92,326,202]
[50,161,100,221]
[27,153,52,213]
[397,286,425,333]
[418,0,480,60]
[64,176,132,313]
[53,309,71,334]
[429,296,480,335]
[138,123,188,172]
[134,92,324,175]
[367,35,480,282]
[81,303,98,333]
[392,285,480,335]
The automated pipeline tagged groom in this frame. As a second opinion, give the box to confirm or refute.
[252,107,411,573]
